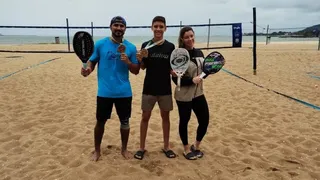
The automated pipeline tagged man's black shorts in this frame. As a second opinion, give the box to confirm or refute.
[96,96,132,122]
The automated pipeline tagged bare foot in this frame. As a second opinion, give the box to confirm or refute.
[91,150,101,161]
[121,149,131,159]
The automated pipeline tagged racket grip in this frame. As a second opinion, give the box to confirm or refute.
[200,72,206,79]
[83,63,87,69]
[177,76,181,91]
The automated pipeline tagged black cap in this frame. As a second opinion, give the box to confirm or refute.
[110,16,126,27]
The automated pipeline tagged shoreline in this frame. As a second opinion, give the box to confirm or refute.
[0,41,318,47]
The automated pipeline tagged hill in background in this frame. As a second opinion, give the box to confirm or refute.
[244,24,320,37]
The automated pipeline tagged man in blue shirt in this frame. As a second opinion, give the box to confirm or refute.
[81,16,140,161]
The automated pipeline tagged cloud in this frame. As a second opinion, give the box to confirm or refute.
[249,0,320,12]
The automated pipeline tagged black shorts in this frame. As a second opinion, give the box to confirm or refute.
[96,96,132,122]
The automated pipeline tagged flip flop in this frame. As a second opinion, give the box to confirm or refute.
[134,150,146,160]
[162,149,177,158]
[190,144,204,158]
[183,151,197,160]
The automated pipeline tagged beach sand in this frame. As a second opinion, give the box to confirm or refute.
[0,41,319,180]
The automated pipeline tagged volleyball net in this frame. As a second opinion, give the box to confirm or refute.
[0,19,243,53]
[265,26,320,46]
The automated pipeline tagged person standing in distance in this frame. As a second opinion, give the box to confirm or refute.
[81,16,140,161]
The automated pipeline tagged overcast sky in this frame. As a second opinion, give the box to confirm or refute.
[0,0,319,36]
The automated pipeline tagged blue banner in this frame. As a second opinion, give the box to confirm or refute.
[232,23,242,47]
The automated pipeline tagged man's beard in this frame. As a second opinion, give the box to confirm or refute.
[112,30,124,38]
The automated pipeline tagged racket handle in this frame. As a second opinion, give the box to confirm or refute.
[177,76,181,91]
[83,63,87,69]
[200,72,206,79]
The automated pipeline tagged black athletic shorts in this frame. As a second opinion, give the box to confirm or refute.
[96,96,132,122]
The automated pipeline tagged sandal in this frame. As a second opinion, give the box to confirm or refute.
[190,144,204,158]
[162,149,177,158]
[134,150,146,160]
[183,151,197,160]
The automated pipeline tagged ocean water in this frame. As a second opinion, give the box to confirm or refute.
[0,35,319,45]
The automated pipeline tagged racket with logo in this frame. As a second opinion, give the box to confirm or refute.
[72,31,94,69]
[200,51,225,79]
[170,48,190,91]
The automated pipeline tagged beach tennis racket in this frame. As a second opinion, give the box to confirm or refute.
[200,51,225,79]
[73,31,94,69]
[170,48,190,91]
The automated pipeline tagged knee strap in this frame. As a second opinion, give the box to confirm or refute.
[120,118,130,129]
[120,123,130,129]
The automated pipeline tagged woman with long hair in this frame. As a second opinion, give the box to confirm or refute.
[172,26,210,160]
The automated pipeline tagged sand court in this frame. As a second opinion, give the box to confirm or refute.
[0,42,319,180]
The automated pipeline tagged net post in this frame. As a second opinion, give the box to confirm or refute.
[266,24,269,45]
[253,7,257,75]
[207,18,211,49]
[318,34,320,51]
[66,18,70,52]
[180,21,182,29]
[91,22,94,39]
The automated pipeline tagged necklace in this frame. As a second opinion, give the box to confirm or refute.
[110,36,126,53]
[140,39,165,58]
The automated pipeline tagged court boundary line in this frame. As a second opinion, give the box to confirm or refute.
[221,68,320,111]
[0,57,61,80]
[309,75,320,80]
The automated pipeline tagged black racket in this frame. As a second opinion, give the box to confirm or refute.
[72,31,94,69]
[200,51,225,79]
